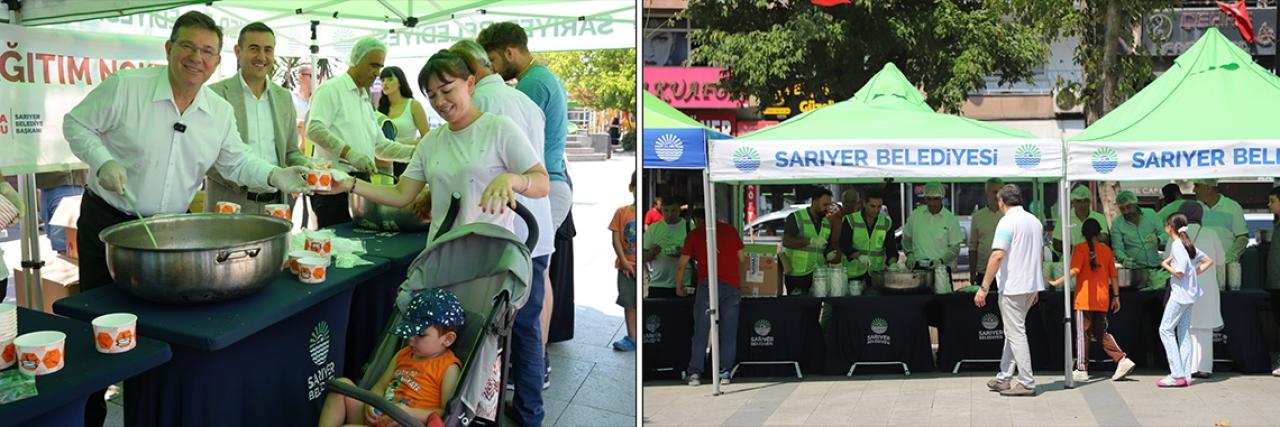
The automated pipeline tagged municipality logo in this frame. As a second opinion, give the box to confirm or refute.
[1014,144,1041,170]
[754,319,772,336]
[870,318,889,334]
[309,321,331,366]
[645,315,661,333]
[982,313,1000,330]
[1091,147,1119,174]
[733,147,761,173]
[654,133,684,162]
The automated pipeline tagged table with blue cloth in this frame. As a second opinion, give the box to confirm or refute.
[734,296,823,378]
[822,294,935,375]
[934,291,1053,373]
[52,259,390,427]
[0,307,171,427]
[325,222,428,378]
[641,297,694,380]
[1035,289,1159,372]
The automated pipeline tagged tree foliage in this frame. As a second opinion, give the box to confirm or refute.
[542,48,637,113]
[1059,0,1174,123]
[682,0,1076,113]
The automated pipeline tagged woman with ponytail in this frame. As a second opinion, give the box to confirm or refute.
[1157,213,1214,388]
[1048,218,1136,382]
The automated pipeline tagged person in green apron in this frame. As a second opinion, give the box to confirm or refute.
[902,182,963,270]
[643,196,695,298]
[1052,185,1110,257]
[781,188,835,295]
[1110,191,1170,290]
[838,187,897,282]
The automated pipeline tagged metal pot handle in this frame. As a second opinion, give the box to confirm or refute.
[216,248,262,263]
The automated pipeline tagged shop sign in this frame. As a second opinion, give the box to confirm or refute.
[1142,8,1276,56]
[644,66,745,109]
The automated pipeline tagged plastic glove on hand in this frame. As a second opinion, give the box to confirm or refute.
[96,160,128,194]
[269,166,312,195]
[347,154,377,174]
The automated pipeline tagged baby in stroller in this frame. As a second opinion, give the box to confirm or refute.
[319,289,466,427]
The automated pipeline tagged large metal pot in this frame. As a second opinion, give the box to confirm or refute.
[349,188,430,232]
[872,270,933,293]
[100,214,290,304]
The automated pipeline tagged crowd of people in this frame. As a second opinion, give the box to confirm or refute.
[643,177,1280,394]
[0,10,588,427]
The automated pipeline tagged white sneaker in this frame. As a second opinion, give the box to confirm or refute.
[1072,370,1089,382]
[1272,366,1280,377]
[687,373,701,386]
[1113,357,1137,381]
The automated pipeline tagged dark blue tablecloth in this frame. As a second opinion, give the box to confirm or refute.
[1035,289,1156,372]
[325,222,428,379]
[736,297,824,377]
[823,294,936,375]
[934,291,1053,373]
[52,259,389,427]
[641,298,695,380]
[0,307,171,427]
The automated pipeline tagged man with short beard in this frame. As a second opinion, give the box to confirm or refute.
[1110,191,1169,289]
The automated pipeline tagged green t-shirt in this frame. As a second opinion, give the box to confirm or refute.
[645,219,693,288]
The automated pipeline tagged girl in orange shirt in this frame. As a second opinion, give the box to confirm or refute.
[1048,218,1137,382]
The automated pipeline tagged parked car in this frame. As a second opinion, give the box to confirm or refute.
[1246,213,1274,248]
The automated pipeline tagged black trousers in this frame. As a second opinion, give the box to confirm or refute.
[77,191,136,427]
[647,287,680,298]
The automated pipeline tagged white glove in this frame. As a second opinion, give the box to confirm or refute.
[0,181,22,225]
[97,160,128,194]
[810,236,826,249]
[346,153,377,174]
[269,166,311,194]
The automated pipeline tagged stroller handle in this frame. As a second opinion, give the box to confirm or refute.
[434,192,539,251]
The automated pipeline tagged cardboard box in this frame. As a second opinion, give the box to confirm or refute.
[742,251,781,298]
[12,256,80,312]
[48,195,81,260]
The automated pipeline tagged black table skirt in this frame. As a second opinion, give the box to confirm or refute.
[935,291,1053,373]
[822,294,936,375]
[735,297,823,377]
[642,298,695,380]
[1037,290,1160,371]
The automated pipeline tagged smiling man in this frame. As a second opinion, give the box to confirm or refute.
[62,11,309,425]
[204,22,310,214]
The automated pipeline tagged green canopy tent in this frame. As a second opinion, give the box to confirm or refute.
[702,63,1071,388]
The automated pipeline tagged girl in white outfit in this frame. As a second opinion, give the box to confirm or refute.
[1175,203,1225,379]
[1158,213,1214,388]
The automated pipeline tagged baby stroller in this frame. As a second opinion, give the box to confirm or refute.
[325,193,536,426]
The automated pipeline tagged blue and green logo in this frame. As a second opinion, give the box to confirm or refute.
[1091,147,1118,174]
[1013,144,1042,170]
[733,147,762,173]
[653,133,684,162]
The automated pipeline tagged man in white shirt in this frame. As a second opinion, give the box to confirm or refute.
[975,184,1044,397]
[306,37,416,227]
[61,11,308,425]
[204,22,310,214]
[450,41,558,379]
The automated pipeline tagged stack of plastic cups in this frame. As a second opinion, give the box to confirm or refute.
[828,266,847,297]
[0,303,15,370]
[812,267,829,297]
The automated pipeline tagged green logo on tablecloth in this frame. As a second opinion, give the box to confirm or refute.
[754,319,772,336]
[979,313,1004,341]
[982,313,999,330]
[645,315,661,333]
[870,318,889,334]
[750,319,775,347]
[309,321,331,366]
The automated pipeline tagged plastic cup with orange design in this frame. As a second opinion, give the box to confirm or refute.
[215,201,242,214]
[297,256,330,284]
[92,313,138,354]
[304,231,332,256]
[0,336,15,370]
[14,331,66,375]
[286,249,315,274]
[306,170,333,192]
[263,204,291,220]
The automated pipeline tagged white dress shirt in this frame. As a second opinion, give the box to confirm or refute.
[306,73,414,164]
[472,73,554,258]
[63,66,276,216]
[239,75,280,168]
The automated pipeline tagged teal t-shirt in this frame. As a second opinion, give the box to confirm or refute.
[645,219,694,288]
[516,64,568,181]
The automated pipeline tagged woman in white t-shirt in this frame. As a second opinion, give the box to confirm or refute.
[324,50,549,241]
[1157,213,1214,388]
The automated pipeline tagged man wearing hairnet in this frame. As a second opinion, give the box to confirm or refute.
[1194,179,1248,264]
[1052,185,1110,253]
[902,182,963,270]
[305,36,416,227]
[1110,190,1169,289]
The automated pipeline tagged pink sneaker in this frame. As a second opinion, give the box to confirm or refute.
[1157,377,1189,388]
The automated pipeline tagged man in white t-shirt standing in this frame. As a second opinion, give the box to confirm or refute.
[975,184,1044,397]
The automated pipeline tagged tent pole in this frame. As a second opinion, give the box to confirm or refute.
[10,5,44,312]
[1060,179,1074,388]
[702,169,722,395]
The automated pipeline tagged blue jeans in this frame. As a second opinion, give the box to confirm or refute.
[39,185,83,253]
[512,255,548,425]
[1159,300,1194,379]
[688,281,740,375]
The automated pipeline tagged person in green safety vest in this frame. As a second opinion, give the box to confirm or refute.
[781,188,835,295]
[1193,179,1248,264]
[838,187,897,280]
[903,181,963,270]
[1111,190,1170,290]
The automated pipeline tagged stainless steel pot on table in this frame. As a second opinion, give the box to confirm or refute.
[349,185,431,232]
[871,270,933,293]
[100,214,291,304]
